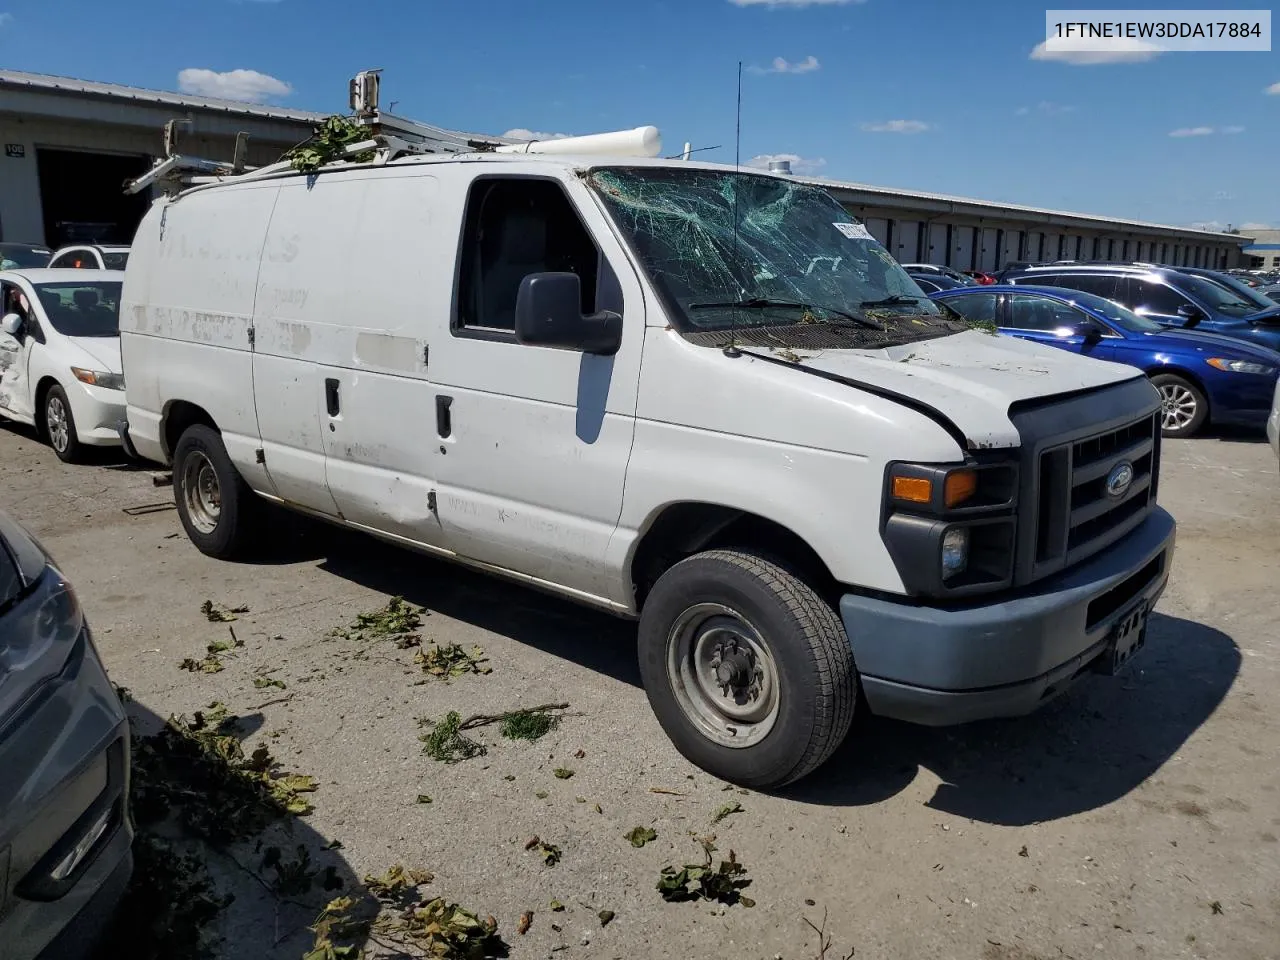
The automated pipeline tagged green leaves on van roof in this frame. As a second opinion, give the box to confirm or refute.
[284,116,377,173]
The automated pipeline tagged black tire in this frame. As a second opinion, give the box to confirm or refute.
[172,423,260,559]
[637,549,856,789]
[44,385,85,463]
[1151,373,1208,438]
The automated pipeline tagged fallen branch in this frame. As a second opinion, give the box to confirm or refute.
[457,703,570,731]
[252,693,296,711]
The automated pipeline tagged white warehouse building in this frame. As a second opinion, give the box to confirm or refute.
[0,69,1252,269]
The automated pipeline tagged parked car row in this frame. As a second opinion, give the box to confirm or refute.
[0,244,130,273]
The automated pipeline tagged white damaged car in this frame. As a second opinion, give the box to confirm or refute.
[0,270,126,462]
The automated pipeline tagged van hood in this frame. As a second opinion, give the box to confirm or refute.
[745,330,1142,449]
[67,336,122,374]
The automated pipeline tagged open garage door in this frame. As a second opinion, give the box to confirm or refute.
[36,148,151,248]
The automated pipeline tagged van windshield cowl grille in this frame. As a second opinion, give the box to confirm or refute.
[1009,378,1162,586]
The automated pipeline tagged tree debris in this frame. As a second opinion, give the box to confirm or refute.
[200,599,247,622]
[550,899,565,912]
[364,864,434,901]
[656,840,754,907]
[419,711,487,764]
[650,787,687,797]
[624,826,658,848]
[284,116,378,174]
[260,844,342,898]
[804,907,855,960]
[712,800,744,825]
[131,701,317,846]
[553,767,575,780]
[252,675,286,690]
[330,596,424,643]
[517,911,533,935]
[179,627,243,673]
[92,834,232,960]
[525,836,562,866]
[413,642,492,679]
[597,910,615,927]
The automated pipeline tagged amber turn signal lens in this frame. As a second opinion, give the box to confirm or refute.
[892,476,933,503]
[944,470,978,507]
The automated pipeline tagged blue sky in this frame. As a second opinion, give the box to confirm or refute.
[1,0,1276,229]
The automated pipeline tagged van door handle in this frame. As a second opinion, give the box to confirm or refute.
[325,378,340,417]
[436,395,453,438]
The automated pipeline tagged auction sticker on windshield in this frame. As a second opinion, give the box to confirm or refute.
[834,222,874,241]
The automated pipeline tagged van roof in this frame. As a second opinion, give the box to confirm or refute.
[3,268,121,283]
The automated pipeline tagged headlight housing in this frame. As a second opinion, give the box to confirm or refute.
[71,367,125,391]
[882,459,1019,597]
[1206,358,1275,375]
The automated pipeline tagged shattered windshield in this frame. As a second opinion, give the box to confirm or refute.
[589,167,957,343]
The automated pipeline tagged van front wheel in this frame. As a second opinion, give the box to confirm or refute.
[173,424,260,559]
[638,550,856,789]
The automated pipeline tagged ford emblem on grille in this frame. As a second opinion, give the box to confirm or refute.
[1105,461,1135,499]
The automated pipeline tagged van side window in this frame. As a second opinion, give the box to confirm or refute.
[456,179,599,334]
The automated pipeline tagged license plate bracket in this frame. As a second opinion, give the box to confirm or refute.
[1094,600,1149,675]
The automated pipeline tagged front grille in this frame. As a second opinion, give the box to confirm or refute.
[1032,412,1159,574]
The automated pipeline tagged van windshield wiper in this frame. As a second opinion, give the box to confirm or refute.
[860,294,921,308]
[687,297,882,330]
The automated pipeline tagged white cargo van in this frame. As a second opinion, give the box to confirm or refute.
[118,123,1175,788]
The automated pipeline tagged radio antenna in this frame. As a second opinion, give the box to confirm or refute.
[724,60,743,358]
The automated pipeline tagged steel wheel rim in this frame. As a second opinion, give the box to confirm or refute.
[181,451,221,534]
[666,602,780,748]
[47,395,69,452]
[1159,384,1197,431]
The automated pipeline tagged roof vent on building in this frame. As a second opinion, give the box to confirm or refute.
[768,159,793,175]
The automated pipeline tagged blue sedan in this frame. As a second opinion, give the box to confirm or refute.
[932,285,1280,438]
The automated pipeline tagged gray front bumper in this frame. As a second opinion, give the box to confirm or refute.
[841,507,1176,726]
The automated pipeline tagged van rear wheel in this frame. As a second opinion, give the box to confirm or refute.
[173,424,260,559]
[638,549,856,789]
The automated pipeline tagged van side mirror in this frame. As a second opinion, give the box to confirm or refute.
[1,313,23,336]
[514,273,622,356]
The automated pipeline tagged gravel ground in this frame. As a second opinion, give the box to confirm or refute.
[2,420,1277,960]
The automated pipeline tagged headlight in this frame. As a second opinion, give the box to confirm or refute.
[71,367,125,391]
[941,527,969,579]
[1206,358,1276,375]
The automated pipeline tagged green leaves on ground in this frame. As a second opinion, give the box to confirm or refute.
[252,675,286,690]
[92,834,232,960]
[414,642,492,679]
[284,116,377,174]
[200,599,248,622]
[656,841,754,907]
[419,711,487,764]
[131,701,317,846]
[260,844,343,898]
[553,767,575,779]
[499,708,559,741]
[330,596,423,643]
[524,836,562,866]
[364,864,434,900]
[305,896,366,960]
[597,909,615,927]
[711,800,743,825]
[179,627,243,673]
[624,826,657,848]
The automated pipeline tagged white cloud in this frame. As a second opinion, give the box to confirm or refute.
[748,55,821,75]
[177,68,292,102]
[502,128,571,141]
[1015,101,1076,116]
[861,119,929,134]
[1030,36,1160,65]
[0,12,12,26]
[1240,222,1273,230]
[1266,81,1280,95]
[1168,125,1244,137]
[729,0,866,6]
[747,153,826,174]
